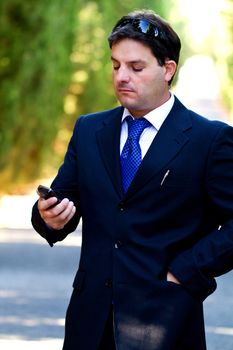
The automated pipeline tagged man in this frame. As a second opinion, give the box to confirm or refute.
[31,9,233,350]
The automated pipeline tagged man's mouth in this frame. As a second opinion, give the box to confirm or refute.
[117,87,134,93]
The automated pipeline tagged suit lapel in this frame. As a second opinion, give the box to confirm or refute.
[125,98,192,198]
[96,98,192,199]
[96,106,124,197]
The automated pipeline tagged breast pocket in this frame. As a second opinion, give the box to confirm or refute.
[163,175,193,188]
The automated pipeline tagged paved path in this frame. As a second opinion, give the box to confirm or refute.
[0,194,82,349]
[0,227,81,350]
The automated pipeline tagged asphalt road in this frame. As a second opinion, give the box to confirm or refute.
[0,227,81,349]
[0,227,233,350]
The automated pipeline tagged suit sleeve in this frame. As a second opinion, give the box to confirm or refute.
[169,123,233,300]
[31,119,82,246]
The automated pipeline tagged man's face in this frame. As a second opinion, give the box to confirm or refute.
[111,38,175,117]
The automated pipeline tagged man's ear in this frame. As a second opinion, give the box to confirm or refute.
[164,60,177,82]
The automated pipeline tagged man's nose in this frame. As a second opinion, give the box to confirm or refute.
[116,67,130,82]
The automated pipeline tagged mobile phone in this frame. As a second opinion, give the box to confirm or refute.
[37,185,61,205]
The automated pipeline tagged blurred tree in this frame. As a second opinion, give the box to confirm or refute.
[0,0,79,192]
[219,0,233,121]
[174,0,233,122]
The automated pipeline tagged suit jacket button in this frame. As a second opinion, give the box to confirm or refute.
[115,240,123,249]
[118,202,125,211]
[105,278,112,288]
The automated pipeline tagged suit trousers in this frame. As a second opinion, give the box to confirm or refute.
[98,309,116,350]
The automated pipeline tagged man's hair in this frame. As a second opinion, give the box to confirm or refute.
[108,9,181,84]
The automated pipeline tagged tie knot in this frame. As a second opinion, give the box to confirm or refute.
[126,116,151,140]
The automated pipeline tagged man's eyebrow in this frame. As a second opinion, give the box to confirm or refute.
[111,56,146,64]
[129,60,147,65]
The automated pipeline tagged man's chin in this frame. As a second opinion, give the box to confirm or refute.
[118,99,137,110]
[121,105,145,117]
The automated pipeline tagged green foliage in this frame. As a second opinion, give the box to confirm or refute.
[0,0,78,191]
[219,0,233,120]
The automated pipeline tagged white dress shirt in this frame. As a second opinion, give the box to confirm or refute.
[120,93,175,159]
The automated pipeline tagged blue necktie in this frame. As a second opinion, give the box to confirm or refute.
[121,116,151,192]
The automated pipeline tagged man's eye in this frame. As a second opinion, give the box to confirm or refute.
[113,65,120,70]
[133,67,143,72]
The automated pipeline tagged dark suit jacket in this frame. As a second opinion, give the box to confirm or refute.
[32,97,233,350]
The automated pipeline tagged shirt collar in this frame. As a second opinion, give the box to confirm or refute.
[122,93,175,131]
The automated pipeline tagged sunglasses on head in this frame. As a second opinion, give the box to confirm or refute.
[114,18,165,39]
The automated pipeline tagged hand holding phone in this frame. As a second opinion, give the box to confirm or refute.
[37,185,61,206]
[36,185,76,230]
